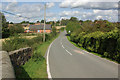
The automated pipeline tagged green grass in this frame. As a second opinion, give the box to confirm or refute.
[15,34,59,79]
[67,36,118,63]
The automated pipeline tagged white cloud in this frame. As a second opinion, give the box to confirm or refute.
[6,2,18,11]
[59,10,81,16]
[46,2,55,8]
[2,0,17,2]
[96,15,102,19]
[59,9,118,22]
[2,2,119,22]
[47,17,58,21]
[59,0,118,10]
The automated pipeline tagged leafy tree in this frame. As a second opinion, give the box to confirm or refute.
[61,19,69,25]
[79,20,83,24]
[37,21,40,23]
[29,22,34,24]
[20,21,29,24]
[41,20,44,23]
[52,27,57,36]
[9,24,24,36]
[66,21,81,33]
[69,17,78,22]
[10,22,13,24]
[1,12,10,38]
[66,19,120,63]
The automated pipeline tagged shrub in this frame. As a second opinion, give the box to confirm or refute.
[67,20,120,63]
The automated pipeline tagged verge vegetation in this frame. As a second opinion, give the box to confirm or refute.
[66,17,120,63]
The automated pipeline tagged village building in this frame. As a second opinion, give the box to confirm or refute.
[22,23,30,33]
[29,24,52,33]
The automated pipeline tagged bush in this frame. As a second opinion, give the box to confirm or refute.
[67,20,120,63]
[2,36,28,52]
[9,24,24,36]
[2,35,43,52]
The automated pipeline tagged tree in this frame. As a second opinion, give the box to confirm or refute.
[69,17,78,22]
[66,21,81,33]
[41,20,44,23]
[37,21,40,23]
[9,24,24,36]
[1,12,10,38]
[10,22,13,24]
[20,21,29,24]
[46,21,50,24]
[61,19,69,25]
[79,20,83,23]
[52,27,57,36]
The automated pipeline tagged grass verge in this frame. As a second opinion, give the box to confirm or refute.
[67,36,118,64]
[15,34,59,79]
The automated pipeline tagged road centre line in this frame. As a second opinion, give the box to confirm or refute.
[61,39,72,55]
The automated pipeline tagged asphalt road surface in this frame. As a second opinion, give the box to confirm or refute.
[47,31,118,79]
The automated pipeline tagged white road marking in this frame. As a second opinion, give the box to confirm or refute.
[65,49,72,55]
[61,40,72,55]
[47,39,57,80]
[62,45,64,48]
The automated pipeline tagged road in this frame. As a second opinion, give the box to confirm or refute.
[46,31,118,79]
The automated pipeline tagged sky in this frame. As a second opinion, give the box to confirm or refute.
[1,0,120,23]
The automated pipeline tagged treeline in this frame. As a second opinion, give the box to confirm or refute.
[1,12,24,38]
[66,17,120,63]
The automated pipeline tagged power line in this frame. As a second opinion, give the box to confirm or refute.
[1,10,31,20]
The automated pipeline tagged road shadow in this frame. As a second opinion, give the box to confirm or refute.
[14,65,31,80]
[65,34,70,36]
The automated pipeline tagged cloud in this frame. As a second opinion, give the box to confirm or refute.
[59,11,81,16]
[6,2,18,11]
[96,15,102,19]
[47,17,58,21]
[46,2,55,8]
[2,0,17,2]
[2,2,118,23]
[59,0,118,10]
[59,9,118,21]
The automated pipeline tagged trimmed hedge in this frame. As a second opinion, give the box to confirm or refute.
[69,24,120,63]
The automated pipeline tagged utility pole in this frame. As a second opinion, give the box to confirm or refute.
[43,4,46,42]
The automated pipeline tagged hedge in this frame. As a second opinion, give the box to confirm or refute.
[69,28,120,63]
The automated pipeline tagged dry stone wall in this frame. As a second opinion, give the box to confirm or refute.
[1,47,32,79]
[9,47,32,66]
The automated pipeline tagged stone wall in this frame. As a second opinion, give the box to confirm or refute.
[9,47,32,66]
[1,47,32,79]
[2,51,15,79]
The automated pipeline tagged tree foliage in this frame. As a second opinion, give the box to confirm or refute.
[1,12,10,38]
[69,17,78,22]
[66,18,120,63]
[9,24,24,36]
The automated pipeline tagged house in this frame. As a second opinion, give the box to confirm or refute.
[34,22,41,25]
[22,23,30,33]
[29,24,52,33]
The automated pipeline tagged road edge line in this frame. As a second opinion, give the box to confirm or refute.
[47,38,57,80]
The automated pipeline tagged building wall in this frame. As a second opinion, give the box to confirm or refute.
[38,30,51,33]
[35,23,41,25]
[23,24,30,33]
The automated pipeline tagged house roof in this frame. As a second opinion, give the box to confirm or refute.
[22,23,29,26]
[29,24,52,30]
